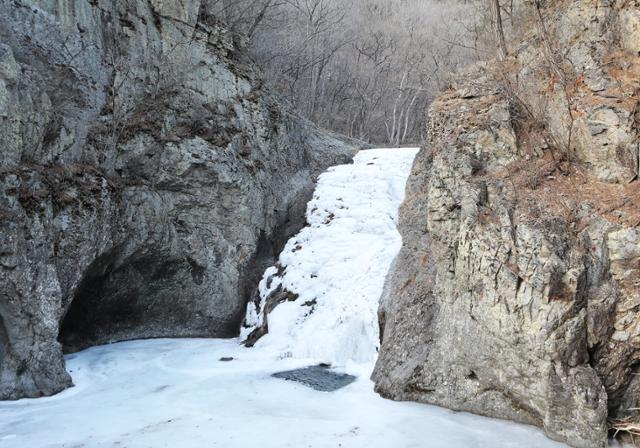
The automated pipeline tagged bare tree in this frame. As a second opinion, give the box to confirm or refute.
[489,0,508,60]
[208,0,286,40]
[215,0,485,144]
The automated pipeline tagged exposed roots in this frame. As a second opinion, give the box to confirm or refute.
[610,417,640,446]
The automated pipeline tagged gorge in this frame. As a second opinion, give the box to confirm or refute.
[1,1,639,448]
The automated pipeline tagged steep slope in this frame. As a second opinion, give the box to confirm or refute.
[0,0,357,400]
[373,1,639,447]
[241,148,418,364]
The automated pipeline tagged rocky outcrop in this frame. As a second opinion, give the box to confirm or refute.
[373,1,639,447]
[0,1,357,400]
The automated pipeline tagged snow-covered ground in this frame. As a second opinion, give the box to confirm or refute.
[0,339,565,448]
[0,148,567,448]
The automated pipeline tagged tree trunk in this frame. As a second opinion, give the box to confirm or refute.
[401,94,418,145]
[247,0,273,40]
[489,0,508,60]
[532,0,564,81]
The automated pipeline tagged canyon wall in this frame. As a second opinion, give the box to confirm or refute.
[0,0,357,400]
[374,1,639,447]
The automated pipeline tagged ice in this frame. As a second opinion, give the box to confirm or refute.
[242,148,419,365]
[0,338,567,448]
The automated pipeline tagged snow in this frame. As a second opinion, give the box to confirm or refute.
[242,147,419,365]
[0,148,569,448]
[0,339,566,448]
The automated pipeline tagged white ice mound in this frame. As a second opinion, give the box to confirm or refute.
[241,147,419,365]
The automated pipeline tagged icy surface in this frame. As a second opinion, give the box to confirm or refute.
[0,148,569,447]
[0,339,567,448]
[272,365,356,391]
[242,148,419,364]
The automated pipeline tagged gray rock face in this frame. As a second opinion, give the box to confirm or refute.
[515,0,640,184]
[0,0,357,400]
[373,2,639,447]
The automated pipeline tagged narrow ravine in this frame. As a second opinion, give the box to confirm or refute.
[0,149,566,448]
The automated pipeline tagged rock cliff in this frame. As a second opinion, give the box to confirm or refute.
[0,0,356,400]
[373,1,639,447]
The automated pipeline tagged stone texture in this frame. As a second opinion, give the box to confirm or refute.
[512,0,640,184]
[373,2,640,447]
[620,8,640,54]
[0,0,358,400]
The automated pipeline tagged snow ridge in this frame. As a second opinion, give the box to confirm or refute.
[242,147,419,365]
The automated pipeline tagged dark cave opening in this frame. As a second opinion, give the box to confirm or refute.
[58,248,138,353]
[58,235,256,354]
[57,247,206,354]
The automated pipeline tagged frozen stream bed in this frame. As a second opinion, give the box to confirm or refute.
[0,338,566,448]
[0,149,566,447]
